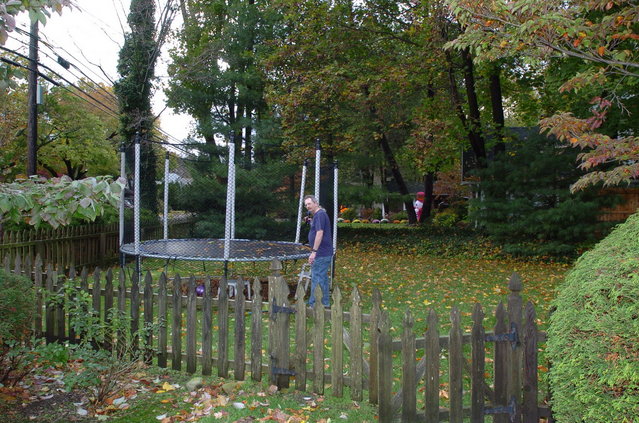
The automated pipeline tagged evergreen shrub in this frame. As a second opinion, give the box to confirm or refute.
[471,131,615,257]
[547,212,639,422]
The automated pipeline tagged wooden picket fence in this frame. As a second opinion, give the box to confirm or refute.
[7,254,553,422]
[0,217,195,269]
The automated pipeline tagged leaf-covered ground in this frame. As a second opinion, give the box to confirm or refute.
[334,246,569,333]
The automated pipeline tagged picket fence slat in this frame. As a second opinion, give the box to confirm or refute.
[104,268,114,352]
[508,273,524,422]
[294,282,307,390]
[158,273,168,368]
[369,288,381,405]
[425,309,440,423]
[401,310,416,422]
[217,277,229,378]
[250,278,263,382]
[471,304,485,423]
[350,287,363,401]
[234,277,246,381]
[494,303,508,423]
[187,276,197,373]
[331,286,344,398]
[201,277,212,376]
[312,285,325,394]
[449,307,463,423]
[172,275,182,371]
[378,311,392,422]
[45,265,55,343]
[523,301,539,423]
[131,272,140,352]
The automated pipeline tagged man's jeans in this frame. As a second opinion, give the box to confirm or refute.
[309,255,331,307]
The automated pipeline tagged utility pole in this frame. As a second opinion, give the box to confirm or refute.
[26,20,39,176]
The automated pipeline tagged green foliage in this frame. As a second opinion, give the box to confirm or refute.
[432,209,459,228]
[340,207,358,221]
[337,224,501,259]
[173,160,299,241]
[0,269,35,386]
[0,269,34,345]
[46,276,157,404]
[547,212,639,423]
[0,175,124,229]
[470,131,614,257]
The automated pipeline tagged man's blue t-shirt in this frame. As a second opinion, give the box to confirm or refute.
[308,208,333,257]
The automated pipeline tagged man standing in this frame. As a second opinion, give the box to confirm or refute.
[304,195,333,308]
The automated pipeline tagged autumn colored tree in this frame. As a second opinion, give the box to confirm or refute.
[447,0,639,190]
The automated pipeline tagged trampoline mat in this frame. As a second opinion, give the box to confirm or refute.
[120,238,311,262]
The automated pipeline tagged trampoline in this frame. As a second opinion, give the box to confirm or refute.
[120,238,311,262]
[119,136,338,274]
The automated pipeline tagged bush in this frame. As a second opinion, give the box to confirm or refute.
[547,212,639,422]
[0,269,34,345]
[389,210,408,221]
[340,207,358,221]
[432,209,459,227]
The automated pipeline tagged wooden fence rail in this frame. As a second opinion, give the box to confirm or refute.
[7,254,552,422]
[0,218,195,269]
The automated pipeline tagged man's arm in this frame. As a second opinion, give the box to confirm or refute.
[309,229,323,263]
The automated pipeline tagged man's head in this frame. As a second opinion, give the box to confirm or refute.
[304,195,320,214]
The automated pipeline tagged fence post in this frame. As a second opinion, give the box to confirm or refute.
[271,276,291,389]
[331,286,344,397]
[251,277,263,382]
[522,302,538,423]
[350,286,363,401]
[424,309,439,423]
[508,273,524,423]
[471,303,486,423]
[401,310,416,422]
[201,277,212,376]
[311,285,325,394]
[378,310,392,423]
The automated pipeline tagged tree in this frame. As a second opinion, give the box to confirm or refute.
[470,129,613,256]
[166,0,277,163]
[114,0,163,213]
[37,81,120,179]
[447,0,639,190]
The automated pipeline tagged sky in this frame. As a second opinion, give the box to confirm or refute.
[7,0,195,144]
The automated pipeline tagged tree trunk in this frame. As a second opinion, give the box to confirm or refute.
[421,172,434,222]
[461,48,486,163]
[489,64,506,155]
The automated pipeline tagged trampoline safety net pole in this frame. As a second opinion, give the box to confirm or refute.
[314,139,321,203]
[163,152,170,240]
[118,143,126,267]
[134,133,141,281]
[224,140,235,261]
[333,161,338,254]
[295,159,308,244]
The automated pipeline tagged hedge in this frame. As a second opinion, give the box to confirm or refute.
[547,212,639,422]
